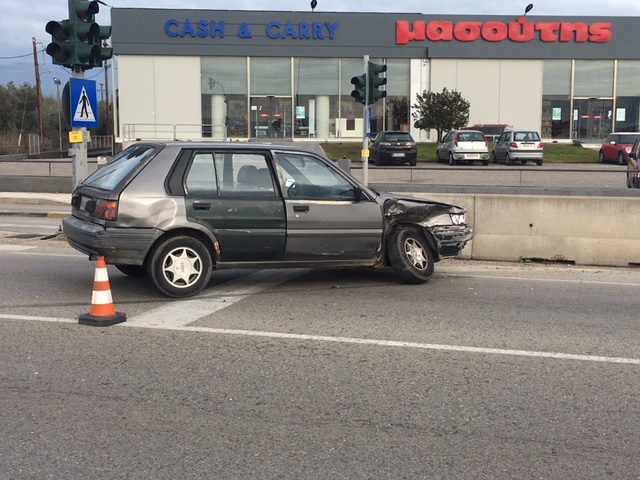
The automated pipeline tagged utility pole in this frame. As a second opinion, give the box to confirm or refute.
[32,37,44,148]
[104,56,111,137]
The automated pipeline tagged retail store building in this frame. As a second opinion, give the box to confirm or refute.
[111,8,640,143]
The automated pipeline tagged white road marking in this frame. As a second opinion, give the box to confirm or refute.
[0,314,76,323]
[2,266,640,366]
[0,245,36,251]
[124,269,310,328]
[2,312,639,366]
[442,273,640,287]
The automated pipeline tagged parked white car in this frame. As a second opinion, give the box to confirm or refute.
[436,130,490,166]
[492,130,544,166]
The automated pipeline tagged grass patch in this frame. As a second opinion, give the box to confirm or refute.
[321,141,599,164]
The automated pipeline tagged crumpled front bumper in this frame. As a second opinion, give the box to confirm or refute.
[428,224,474,258]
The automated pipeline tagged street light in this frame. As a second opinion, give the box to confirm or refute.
[208,78,227,141]
[53,77,63,157]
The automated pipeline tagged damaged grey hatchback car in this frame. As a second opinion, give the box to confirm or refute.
[63,142,473,298]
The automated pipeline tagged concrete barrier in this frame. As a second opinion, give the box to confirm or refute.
[411,193,640,267]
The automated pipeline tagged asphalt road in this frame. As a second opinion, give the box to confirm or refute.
[1,238,639,479]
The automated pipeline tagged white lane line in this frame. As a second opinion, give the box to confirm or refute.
[2,313,639,365]
[124,269,309,328]
[0,245,35,251]
[441,273,640,287]
[0,314,76,323]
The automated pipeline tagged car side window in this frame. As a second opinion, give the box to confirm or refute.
[216,153,276,197]
[185,153,218,195]
[275,153,357,201]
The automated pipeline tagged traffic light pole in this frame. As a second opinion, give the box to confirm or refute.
[361,55,369,186]
[72,67,89,188]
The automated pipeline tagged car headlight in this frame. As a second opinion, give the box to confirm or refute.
[450,213,466,225]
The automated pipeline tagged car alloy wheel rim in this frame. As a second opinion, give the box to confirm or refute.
[404,238,428,271]
[162,247,203,288]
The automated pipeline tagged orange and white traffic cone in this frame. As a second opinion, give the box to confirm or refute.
[78,257,126,327]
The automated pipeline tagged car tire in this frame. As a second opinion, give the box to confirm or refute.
[521,160,528,165]
[387,228,434,284]
[435,151,441,163]
[448,153,456,166]
[491,151,497,164]
[505,153,512,166]
[114,264,147,277]
[536,159,544,166]
[599,151,605,163]
[409,159,417,166]
[618,152,626,165]
[482,159,489,166]
[147,235,213,298]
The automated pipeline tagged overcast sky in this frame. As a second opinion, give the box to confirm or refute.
[2,0,639,96]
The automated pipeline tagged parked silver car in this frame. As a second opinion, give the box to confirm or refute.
[62,142,473,298]
[492,130,544,166]
[436,130,490,165]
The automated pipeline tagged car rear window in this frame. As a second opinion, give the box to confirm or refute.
[514,132,541,141]
[457,132,485,142]
[382,133,414,142]
[81,145,156,190]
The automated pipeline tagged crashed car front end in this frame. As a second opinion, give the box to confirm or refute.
[378,193,473,260]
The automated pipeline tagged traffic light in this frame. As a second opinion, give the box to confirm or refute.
[45,0,112,69]
[368,61,387,104]
[350,73,367,105]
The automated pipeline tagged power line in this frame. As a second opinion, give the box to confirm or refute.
[0,49,44,60]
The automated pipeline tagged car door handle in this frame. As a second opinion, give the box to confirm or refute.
[293,205,309,213]
[193,202,211,211]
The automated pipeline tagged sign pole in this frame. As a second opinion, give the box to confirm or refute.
[72,68,88,188]
[361,54,369,186]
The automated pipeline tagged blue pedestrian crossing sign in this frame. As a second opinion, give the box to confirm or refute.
[70,78,99,129]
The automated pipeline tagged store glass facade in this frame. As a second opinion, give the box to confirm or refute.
[201,56,411,141]
[543,59,640,140]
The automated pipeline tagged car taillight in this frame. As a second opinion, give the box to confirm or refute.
[454,134,459,147]
[510,142,518,148]
[94,199,118,221]
[538,142,545,148]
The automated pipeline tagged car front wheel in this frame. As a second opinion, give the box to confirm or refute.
[618,152,626,165]
[599,151,605,163]
[148,235,213,298]
[387,228,434,284]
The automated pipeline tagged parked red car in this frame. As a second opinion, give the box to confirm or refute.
[598,132,640,165]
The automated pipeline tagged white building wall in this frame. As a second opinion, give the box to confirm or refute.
[118,55,202,141]
[418,59,543,140]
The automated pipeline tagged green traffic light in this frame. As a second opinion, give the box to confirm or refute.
[351,73,367,105]
[367,61,387,104]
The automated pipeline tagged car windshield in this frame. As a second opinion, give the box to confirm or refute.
[614,134,640,144]
[81,145,156,190]
[382,133,413,142]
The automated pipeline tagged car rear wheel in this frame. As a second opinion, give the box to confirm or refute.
[148,235,213,298]
[536,159,544,166]
[114,264,147,277]
[505,153,512,166]
[448,153,456,166]
[387,228,434,284]
[618,152,626,165]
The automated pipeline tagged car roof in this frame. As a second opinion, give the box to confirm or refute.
[134,141,331,159]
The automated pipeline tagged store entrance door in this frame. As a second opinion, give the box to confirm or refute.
[573,98,613,141]
[250,96,292,139]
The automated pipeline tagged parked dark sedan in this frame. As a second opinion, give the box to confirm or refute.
[369,131,418,166]
[63,142,472,297]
